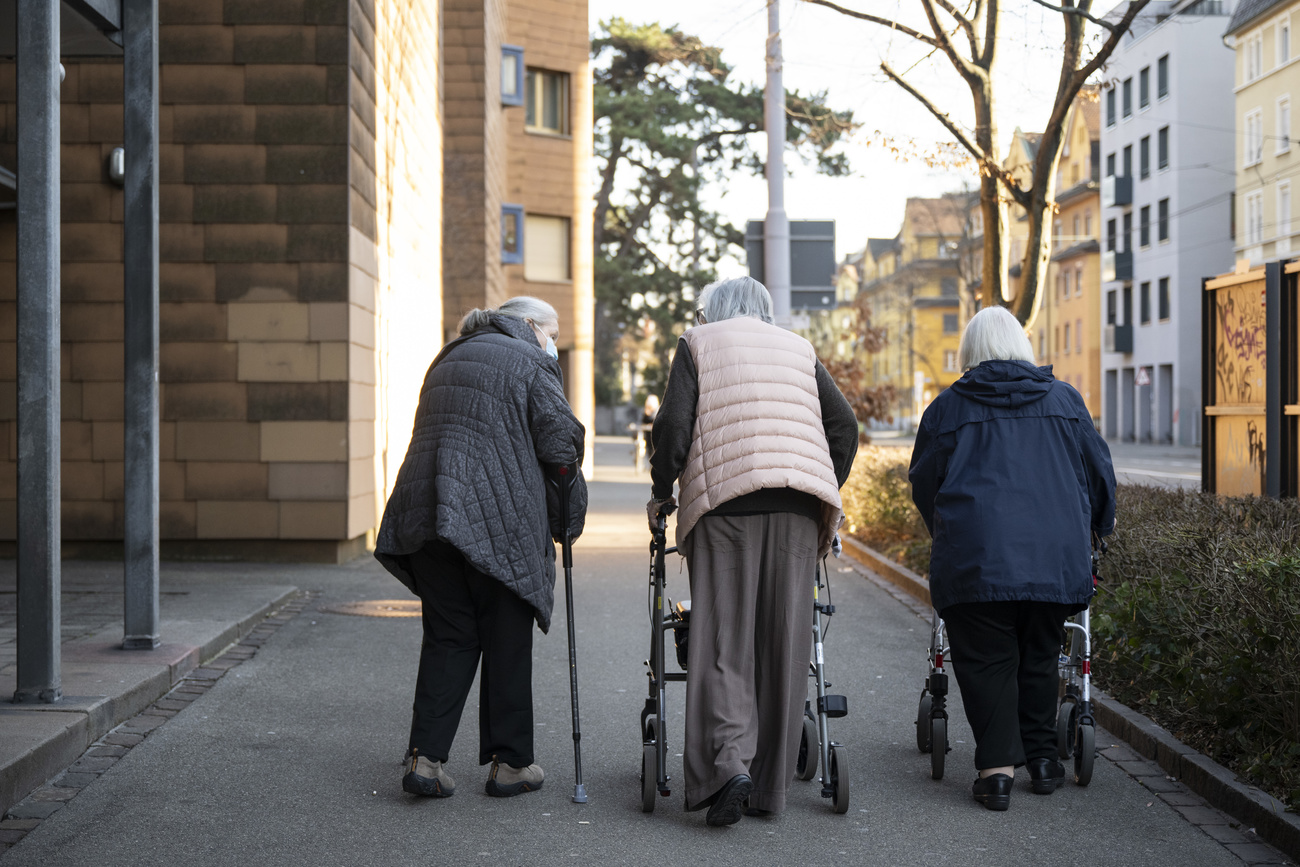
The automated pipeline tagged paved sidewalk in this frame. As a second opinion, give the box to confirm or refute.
[0,436,1292,865]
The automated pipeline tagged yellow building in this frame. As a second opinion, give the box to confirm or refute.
[860,197,966,429]
[1040,90,1103,424]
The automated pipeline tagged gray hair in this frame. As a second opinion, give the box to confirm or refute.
[957,305,1035,371]
[697,276,774,325]
[458,296,558,336]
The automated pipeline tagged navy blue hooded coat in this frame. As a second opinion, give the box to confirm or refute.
[908,360,1116,614]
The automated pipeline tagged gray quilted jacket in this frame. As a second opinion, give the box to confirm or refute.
[374,313,588,632]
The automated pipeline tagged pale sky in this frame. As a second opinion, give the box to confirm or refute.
[589,0,1114,267]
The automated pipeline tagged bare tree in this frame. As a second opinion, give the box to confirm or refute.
[801,0,1151,327]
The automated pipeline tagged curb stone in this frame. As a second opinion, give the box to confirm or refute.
[838,537,1298,865]
[0,591,317,859]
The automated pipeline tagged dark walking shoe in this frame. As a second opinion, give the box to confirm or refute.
[1026,757,1066,794]
[705,774,753,826]
[402,751,455,797]
[485,760,545,797]
[972,773,1012,811]
[742,799,774,818]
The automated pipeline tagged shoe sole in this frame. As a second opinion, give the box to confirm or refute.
[1030,777,1065,795]
[485,779,544,798]
[706,778,754,827]
[974,794,1010,811]
[403,772,454,798]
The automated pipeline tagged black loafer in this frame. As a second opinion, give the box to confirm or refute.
[972,773,1013,811]
[1026,757,1066,794]
[743,799,774,818]
[705,774,754,826]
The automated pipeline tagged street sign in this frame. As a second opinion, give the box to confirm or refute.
[1135,367,1151,387]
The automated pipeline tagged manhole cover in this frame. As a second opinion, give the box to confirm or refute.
[319,599,422,618]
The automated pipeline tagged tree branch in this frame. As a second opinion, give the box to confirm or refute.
[881,62,982,160]
[918,0,982,83]
[1030,0,1115,29]
[799,0,941,48]
[1073,0,1153,84]
[931,0,980,56]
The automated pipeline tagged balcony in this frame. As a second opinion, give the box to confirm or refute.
[1101,249,1133,282]
[1104,323,1134,354]
[1101,175,1132,207]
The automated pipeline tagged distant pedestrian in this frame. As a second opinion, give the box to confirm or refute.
[640,394,660,427]
[908,305,1116,811]
[648,277,858,825]
[375,296,588,800]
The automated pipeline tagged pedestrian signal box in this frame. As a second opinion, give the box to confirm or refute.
[744,220,837,310]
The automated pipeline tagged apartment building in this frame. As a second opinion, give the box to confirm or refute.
[1226,0,1300,263]
[1098,0,1236,446]
[0,0,592,561]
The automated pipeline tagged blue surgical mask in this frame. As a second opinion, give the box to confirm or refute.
[544,335,558,360]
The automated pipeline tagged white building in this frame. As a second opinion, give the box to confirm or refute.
[1099,0,1237,446]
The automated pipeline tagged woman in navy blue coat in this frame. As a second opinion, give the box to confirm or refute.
[909,306,1116,811]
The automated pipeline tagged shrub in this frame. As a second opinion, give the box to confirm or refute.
[840,446,931,575]
[1093,485,1300,812]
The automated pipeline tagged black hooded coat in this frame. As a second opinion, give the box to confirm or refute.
[908,360,1116,614]
[374,313,588,632]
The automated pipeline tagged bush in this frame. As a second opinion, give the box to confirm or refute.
[840,446,931,575]
[1093,485,1300,812]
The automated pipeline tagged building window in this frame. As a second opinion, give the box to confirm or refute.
[1278,96,1291,154]
[1038,331,1046,358]
[1123,211,1132,251]
[1158,126,1169,169]
[1106,152,1116,177]
[1053,218,1062,249]
[944,350,959,372]
[526,69,569,135]
[1061,270,1070,299]
[1247,33,1264,82]
[1158,277,1170,320]
[501,203,524,264]
[1072,214,1080,239]
[1106,88,1116,127]
[501,45,525,106]
[1158,198,1170,242]
[1122,77,1132,117]
[1076,263,1084,297]
[524,214,571,281]
[1246,190,1264,245]
[1140,281,1151,324]
[941,277,958,296]
[1123,145,1132,178]
[1139,206,1150,248]
[1064,322,1071,354]
[1157,54,1169,98]
[1123,285,1133,326]
[1076,318,1082,353]
[1246,108,1264,166]
[1139,66,1150,109]
[1282,20,1292,65]
[1279,181,1292,249]
[1107,289,1117,325]
[1085,209,1092,237]
[943,313,958,334]
[1140,136,1150,179]
[1106,218,1116,252]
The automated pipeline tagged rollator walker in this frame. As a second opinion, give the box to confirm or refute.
[639,505,849,814]
[915,541,1105,785]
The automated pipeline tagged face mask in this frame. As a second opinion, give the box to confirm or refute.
[544,335,558,360]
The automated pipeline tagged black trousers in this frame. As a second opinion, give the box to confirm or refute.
[407,541,535,767]
[942,600,1071,771]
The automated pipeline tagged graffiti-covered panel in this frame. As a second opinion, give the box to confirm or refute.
[1214,282,1267,406]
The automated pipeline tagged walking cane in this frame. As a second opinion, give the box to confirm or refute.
[551,462,587,804]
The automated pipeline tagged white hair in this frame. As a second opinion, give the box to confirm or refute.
[458,296,558,336]
[957,305,1036,371]
[697,276,774,325]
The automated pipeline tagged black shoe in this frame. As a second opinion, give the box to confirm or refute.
[1026,757,1065,794]
[972,773,1012,811]
[705,774,753,826]
[742,799,774,818]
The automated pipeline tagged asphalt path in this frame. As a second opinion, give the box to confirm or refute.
[3,458,1243,866]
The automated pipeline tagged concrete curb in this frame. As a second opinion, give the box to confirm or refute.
[841,536,1300,862]
[0,586,297,818]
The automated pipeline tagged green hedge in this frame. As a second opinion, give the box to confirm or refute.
[842,450,1300,811]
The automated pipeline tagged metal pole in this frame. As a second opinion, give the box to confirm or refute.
[14,0,62,704]
[122,0,161,649]
[1265,260,1282,499]
[764,0,791,328]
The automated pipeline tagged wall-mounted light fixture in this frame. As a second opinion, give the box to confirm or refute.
[108,147,125,185]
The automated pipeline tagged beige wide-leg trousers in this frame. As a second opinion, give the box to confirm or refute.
[681,511,818,813]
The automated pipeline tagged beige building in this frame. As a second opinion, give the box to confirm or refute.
[1227,0,1300,264]
[1040,90,1103,424]
[0,0,592,561]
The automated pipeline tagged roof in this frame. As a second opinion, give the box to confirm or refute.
[1227,0,1285,34]
[1077,86,1101,141]
[867,237,898,259]
[904,197,967,239]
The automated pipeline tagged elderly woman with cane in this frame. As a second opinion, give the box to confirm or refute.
[648,276,858,826]
[375,296,588,799]
[909,305,1116,811]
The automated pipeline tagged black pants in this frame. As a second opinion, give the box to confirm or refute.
[942,600,1071,771]
[407,541,535,767]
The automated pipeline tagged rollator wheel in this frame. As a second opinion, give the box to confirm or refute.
[929,716,946,780]
[796,715,819,781]
[1057,700,1076,760]
[829,745,849,814]
[641,743,657,812]
[643,716,659,745]
[1074,723,1095,787]
[916,694,933,753]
